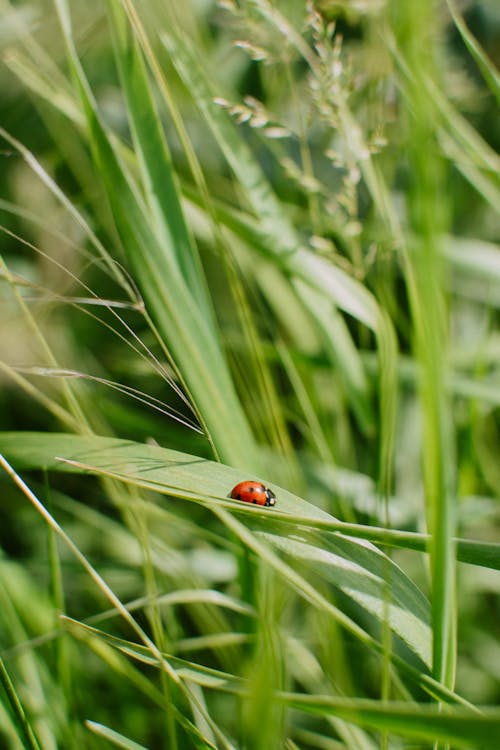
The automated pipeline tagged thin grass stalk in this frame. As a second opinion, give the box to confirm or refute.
[390,0,457,691]
[0,656,43,750]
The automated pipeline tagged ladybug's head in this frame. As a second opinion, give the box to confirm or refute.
[265,488,277,507]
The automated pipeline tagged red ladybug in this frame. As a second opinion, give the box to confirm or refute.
[229,481,277,507]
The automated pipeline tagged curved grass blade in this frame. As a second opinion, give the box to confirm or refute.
[85,721,150,750]
[0,657,43,750]
[282,692,500,750]
[105,0,215,328]
[0,432,497,570]
[1,433,430,666]
[260,530,430,666]
[52,0,259,470]
[184,189,374,430]
[62,617,244,693]
[0,432,480,706]
[446,0,500,106]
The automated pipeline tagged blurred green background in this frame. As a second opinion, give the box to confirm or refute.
[1,1,500,748]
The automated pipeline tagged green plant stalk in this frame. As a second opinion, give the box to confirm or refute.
[0,657,43,750]
[446,0,500,106]
[391,0,456,689]
[160,27,380,430]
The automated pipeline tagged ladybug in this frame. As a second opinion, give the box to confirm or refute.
[229,481,277,507]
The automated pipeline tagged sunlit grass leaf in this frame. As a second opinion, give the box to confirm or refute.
[0,431,332,517]
[283,692,500,750]
[1,431,431,668]
[63,617,244,693]
[1,431,498,570]
[85,721,150,750]
[261,531,431,666]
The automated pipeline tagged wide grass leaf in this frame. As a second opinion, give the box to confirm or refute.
[283,693,500,750]
[1,431,431,668]
[261,531,430,666]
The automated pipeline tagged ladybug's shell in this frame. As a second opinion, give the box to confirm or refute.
[230,481,276,507]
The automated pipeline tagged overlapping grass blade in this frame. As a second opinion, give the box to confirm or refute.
[283,693,500,750]
[105,0,214,327]
[2,431,498,571]
[0,657,43,750]
[85,721,150,750]
[160,27,378,431]
[0,432,434,684]
[62,617,244,693]
[262,531,430,666]
[446,0,500,106]
[51,0,258,470]
[184,189,374,431]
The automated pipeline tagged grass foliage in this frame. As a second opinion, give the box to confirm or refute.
[1,0,499,748]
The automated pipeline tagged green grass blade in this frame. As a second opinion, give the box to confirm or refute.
[261,531,431,666]
[390,1,457,688]
[282,693,500,750]
[62,617,244,692]
[0,432,427,651]
[0,452,236,750]
[1,1,498,746]
[446,0,500,106]
[64,619,234,750]
[162,27,382,332]
[161,29,298,258]
[0,657,43,750]
[105,0,215,328]
[161,26,381,428]
[51,0,259,470]
[388,31,500,212]
[0,432,433,679]
[1,432,497,571]
[184,189,374,429]
[85,721,150,750]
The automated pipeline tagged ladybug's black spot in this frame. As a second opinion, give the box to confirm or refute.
[236,494,241,499]
[248,487,255,492]
[253,499,257,504]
